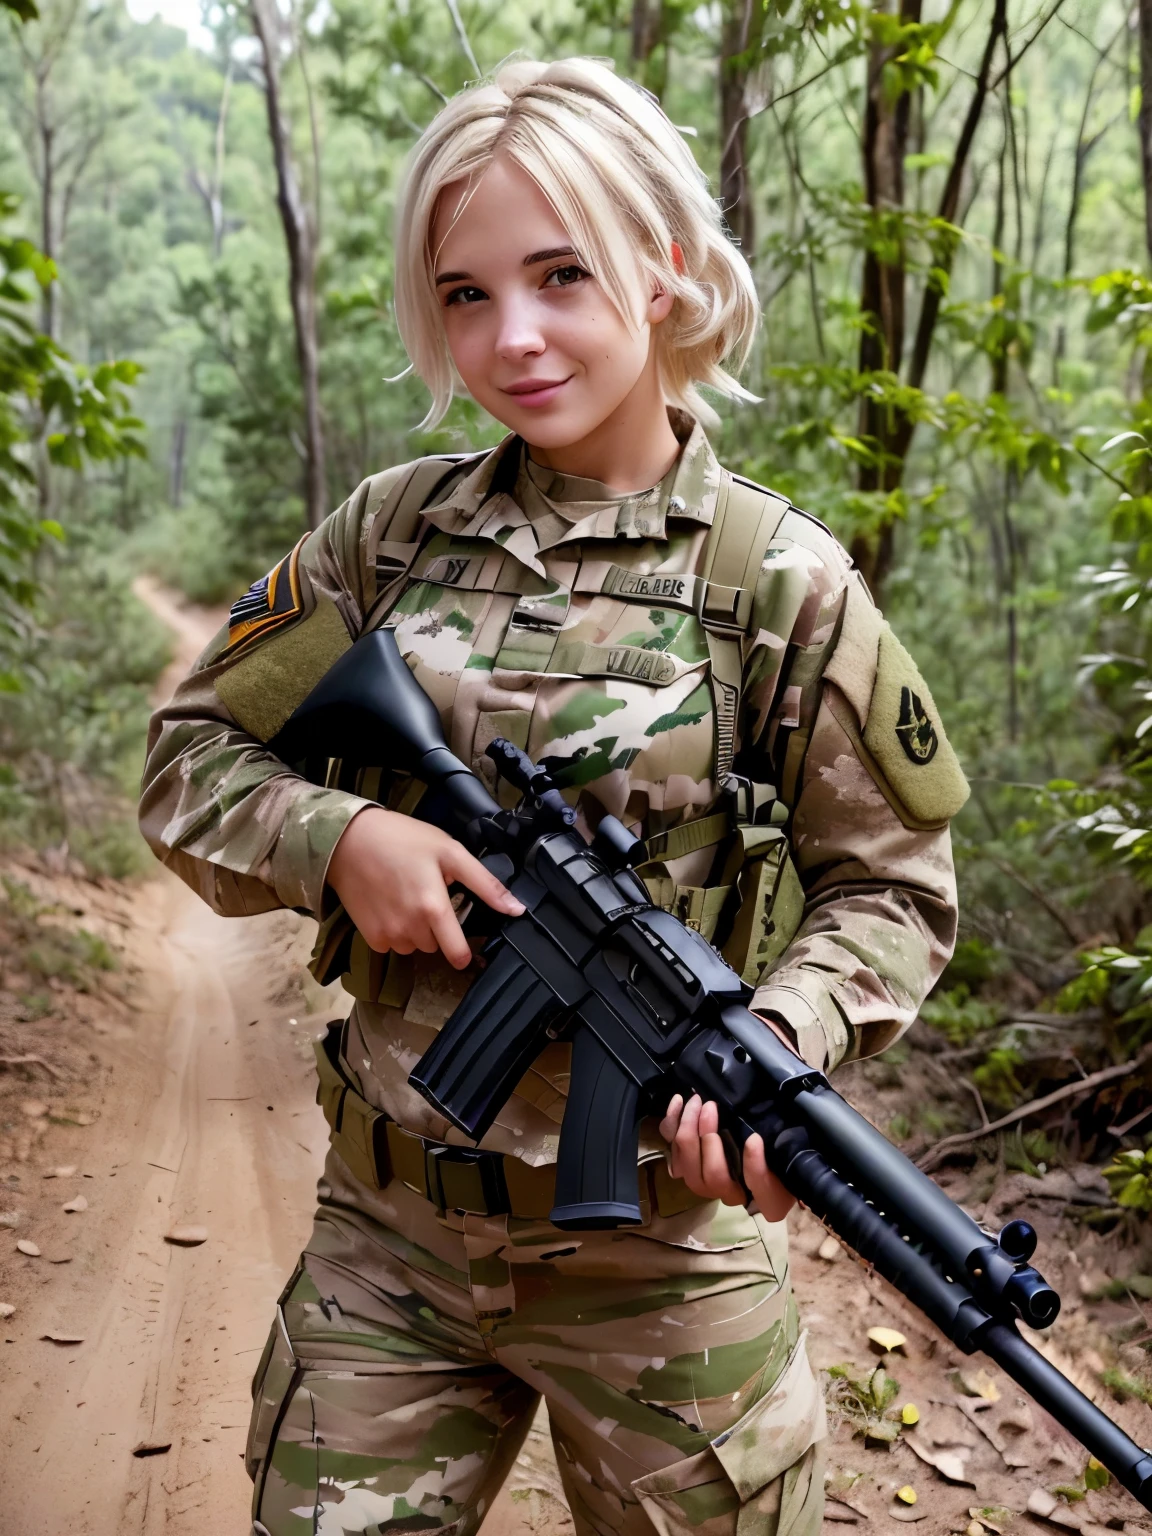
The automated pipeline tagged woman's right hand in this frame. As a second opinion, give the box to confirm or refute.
[326,807,524,970]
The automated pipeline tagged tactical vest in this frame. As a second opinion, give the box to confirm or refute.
[311,453,829,1009]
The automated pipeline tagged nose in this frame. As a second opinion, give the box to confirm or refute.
[493,293,546,361]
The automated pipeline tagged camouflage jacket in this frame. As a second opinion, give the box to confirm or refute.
[140,414,964,1165]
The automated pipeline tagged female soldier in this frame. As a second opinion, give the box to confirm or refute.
[140,56,965,1536]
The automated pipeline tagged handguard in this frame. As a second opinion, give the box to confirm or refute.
[270,628,1152,1510]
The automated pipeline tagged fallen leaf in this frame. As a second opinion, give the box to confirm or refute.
[824,1501,860,1524]
[998,1399,1033,1436]
[62,1196,87,1214]
[43,1165,76,1179]
[896,1486,917,1505]
[952,1368,1001,1402]
[904,1434,975,1486]
[818,1235,843,1261]
[132,1441,171,1458]
[868,1327,907,1355]
[1084,1458,1110,1492]
[16,1239,39,1257]
[969,1506,1014,1534]
[41,1331,84,1344]
[901,1403,920,1425]
[19,1100,47,1119]
[0,1302,14,1318]
[164,1225,208,1247]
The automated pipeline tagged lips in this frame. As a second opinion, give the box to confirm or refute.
[502,376,572,403]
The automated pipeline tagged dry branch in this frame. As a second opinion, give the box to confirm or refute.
[917,1046,1152,1173]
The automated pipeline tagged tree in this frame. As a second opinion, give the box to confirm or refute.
[248,0,327,531]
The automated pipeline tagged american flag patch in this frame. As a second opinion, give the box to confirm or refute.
[227,536,306,651]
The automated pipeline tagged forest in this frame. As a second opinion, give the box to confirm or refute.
[4,0,1152,1374]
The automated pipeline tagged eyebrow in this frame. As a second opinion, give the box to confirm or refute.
[434,246,578,286]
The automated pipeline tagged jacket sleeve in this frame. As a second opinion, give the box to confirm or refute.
[742,520,965,1072]
[138,468,410,919]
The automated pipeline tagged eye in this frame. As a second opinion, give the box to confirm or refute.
[443,285,487,307]
[543,263,590,289]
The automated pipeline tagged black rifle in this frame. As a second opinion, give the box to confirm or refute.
[270,628,1152,1509]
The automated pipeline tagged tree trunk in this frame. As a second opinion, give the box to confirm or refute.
[37,96,55,340]
[849,0,1008,599]
[719,0,757,260]
[849,0,919,592]
[1139,0,1152,265]
[248,0,327,531]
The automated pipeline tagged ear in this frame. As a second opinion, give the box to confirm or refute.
[648,281,675,326]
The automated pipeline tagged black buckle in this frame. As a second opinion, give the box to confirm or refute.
[423,1144,511,1216]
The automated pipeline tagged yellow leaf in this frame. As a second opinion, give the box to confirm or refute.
[901,1403,920,1425]
[896,1486,917,1505]
[867,1326,908,1354]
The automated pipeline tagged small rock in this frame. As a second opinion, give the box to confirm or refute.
[0,1211,20,1228]
[19,1100,47,1119]
[967,1524,985,1536]
[41,1331,84,1344]
[1028,1490,1060,1519]
[16,1239,40,1257]
[818,1235,843,1262]
[164,1225,208,1247]
[896,1486,917,1505]
[43,1166,77,1179]
[0,1302,14,1318]
[62,1196,87,1214]
[132,1441,172,1458]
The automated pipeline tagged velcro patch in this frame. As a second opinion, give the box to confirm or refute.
[862,625,969,827]
[226,536,306,651]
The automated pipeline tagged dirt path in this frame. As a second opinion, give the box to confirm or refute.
[1,581,1148,1536]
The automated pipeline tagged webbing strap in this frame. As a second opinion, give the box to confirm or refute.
[699,472,792,778]
[643,810,730,863]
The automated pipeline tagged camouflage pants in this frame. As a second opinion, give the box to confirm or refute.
[246,1148,826,1536]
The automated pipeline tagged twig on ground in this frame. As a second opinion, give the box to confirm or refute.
[1108,1102,1152,1139]
[962,1077,991,1128]
[0,1054,60,1079]
[917,1047,1152,1172]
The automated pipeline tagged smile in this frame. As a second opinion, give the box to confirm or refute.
[502,376,572,406]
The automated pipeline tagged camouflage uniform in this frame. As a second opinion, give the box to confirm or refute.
[140,412,964,1535]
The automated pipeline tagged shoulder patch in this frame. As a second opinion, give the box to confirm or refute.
[227,536,307,652]
[216,597,353,744]
[862,625,969,827]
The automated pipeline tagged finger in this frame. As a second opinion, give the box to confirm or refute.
[744,1133,796,1223]
[443,845,525,915]
[673,1094,705,1191]
[659,1094,684,1145]
[701,1132,746,1206]
[429,900,473,970]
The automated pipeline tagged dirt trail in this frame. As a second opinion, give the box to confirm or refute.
[1,581,1149,1536]
[0,583,334,1534]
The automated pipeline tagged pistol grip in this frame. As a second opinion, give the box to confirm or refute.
[550,1027,643,1230]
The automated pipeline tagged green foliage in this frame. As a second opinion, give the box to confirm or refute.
[1,876,118,994]
[1102,1144,1152,1212]
[920,984,999,1046]
[826,1363,906,1443]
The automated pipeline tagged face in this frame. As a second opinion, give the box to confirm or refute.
[430,156,672,450]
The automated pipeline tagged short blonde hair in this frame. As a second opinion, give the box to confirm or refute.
[393,56,760,430]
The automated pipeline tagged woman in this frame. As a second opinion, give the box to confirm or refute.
[140,57,965,1536]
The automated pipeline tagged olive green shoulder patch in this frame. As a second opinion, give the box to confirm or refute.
[215,596,353,744]
[862,625,969,827]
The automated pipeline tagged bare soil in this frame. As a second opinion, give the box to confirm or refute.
[0,583,1149,1535]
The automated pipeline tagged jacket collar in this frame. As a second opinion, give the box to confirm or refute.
[419,411,723,568]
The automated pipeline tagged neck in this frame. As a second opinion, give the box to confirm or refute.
[525,357,681,492]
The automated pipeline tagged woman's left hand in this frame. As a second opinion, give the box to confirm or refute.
[659,1093,797,1222]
